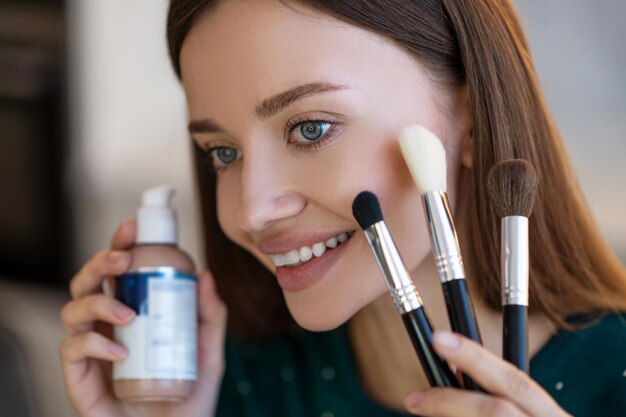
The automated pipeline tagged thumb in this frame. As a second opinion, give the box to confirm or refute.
[195,270,228,389]
[197,269,227,326]
[454,367,465,388]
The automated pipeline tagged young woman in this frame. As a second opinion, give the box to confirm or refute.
[59,1,626,416]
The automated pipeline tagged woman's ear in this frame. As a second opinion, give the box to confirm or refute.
[459,86,474,169]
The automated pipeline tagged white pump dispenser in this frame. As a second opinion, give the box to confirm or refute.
[136,185,177,244]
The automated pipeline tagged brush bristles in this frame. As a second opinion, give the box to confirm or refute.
[487,159,539,218]
[352,191,384,230]
[398,125,447,193]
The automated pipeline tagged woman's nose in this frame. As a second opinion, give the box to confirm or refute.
[236,148,306,233]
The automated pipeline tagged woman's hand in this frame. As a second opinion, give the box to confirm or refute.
[404,331,572,417]
[59,220,228,417]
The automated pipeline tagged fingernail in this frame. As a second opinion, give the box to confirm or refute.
[117,219,133,233]
[108,342,127,358]
[113,303,135,321]
[108,251,127,263]
[406,390,425,409]
[435,330,461,349]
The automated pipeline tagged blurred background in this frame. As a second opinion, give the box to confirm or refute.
[0,0,624,416]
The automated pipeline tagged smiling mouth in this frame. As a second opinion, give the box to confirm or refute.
[270,231,356,268]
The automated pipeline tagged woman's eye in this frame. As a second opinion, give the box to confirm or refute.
[209,146,241,170]
[288,120,333,144]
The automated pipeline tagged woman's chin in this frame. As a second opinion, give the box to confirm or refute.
[291,313,349,332]
[282,281,388,332]
[284,295,356,332]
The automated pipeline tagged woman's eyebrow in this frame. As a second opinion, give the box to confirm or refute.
[188,81,348,134]
[255,81,348,118]
[188,119,222,134]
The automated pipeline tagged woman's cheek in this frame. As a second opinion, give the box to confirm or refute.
[215,174,247,247]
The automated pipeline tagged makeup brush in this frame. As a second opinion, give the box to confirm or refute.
[399,125,482,391]
[352,191,459,388]
[487,159,538,373]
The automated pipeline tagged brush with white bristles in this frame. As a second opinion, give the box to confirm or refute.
[399,124,483,391]
[399,125,448,193]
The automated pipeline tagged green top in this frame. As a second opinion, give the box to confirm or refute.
[215,313,626,417]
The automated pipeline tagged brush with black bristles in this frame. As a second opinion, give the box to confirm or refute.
[352,191,459,388]
[399,125,483,391]
[487,159,538,373]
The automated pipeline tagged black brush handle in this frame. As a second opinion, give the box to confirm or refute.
[503,304,528,373]
[401,307,459,388]
[442,279,483,391]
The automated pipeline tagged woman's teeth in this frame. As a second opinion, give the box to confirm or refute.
[271,231,354,267]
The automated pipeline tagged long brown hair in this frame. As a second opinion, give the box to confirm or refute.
[168,0,626,340]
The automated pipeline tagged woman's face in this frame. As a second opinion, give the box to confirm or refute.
[181,0,469,331]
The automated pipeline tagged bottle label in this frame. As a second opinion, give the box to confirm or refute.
[113,267,197,381]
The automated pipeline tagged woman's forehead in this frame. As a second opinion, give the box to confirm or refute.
[179,0,425,116]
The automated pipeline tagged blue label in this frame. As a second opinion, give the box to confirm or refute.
[113,266,198,380]
[115,268,196,315]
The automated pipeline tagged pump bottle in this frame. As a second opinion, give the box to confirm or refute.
[113,185,197,401]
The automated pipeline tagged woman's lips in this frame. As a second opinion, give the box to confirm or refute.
[275,234,353,292]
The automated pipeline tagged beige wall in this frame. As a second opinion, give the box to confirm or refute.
[67,0,203,269]
[518,1,626,259]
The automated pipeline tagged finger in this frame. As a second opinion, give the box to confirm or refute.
[70,250,130,299]
[198,270,227,325]
[196,270,228,387]
[61,294,135,335]
[60,332,127,365]
[432,330,566,416]
[405,388,528,417]
[106,220,136,296]
[110,219,136,250]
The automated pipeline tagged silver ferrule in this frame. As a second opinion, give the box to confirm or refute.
[501,216,529,306]
[422,191,466,283]
[364,221,423,314]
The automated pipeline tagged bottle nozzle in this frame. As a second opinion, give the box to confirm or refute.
[136,185,178,245]
[142,185,175,208]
